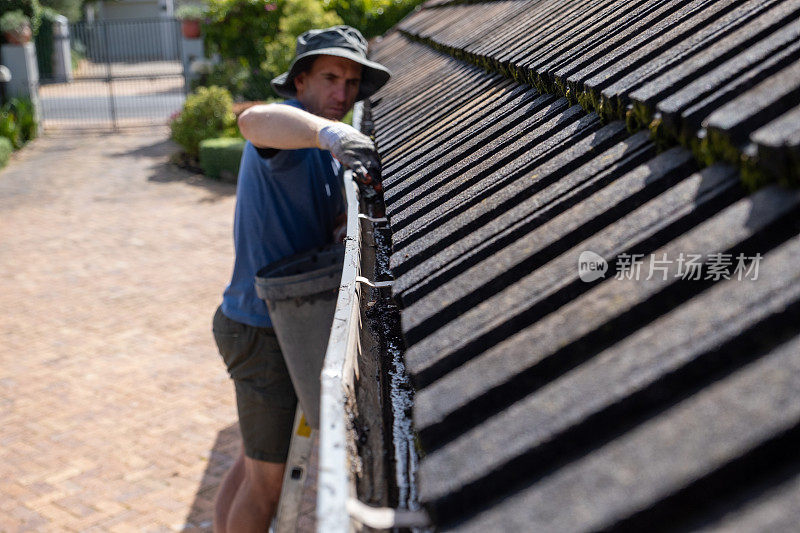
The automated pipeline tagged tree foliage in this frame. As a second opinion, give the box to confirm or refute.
[39,0,83,22]
[326,0,422,39]
[198,0,424,100]
[261,0,342,80]
[0,0,42,34]
[203,0,283,69]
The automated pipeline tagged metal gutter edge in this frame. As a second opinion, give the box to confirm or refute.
[317,102,365,533]
[317,102,433,532]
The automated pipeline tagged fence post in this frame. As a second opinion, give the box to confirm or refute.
[100,21,117,130]
[52,15,73,82]
[180,33,203,94]
[0,42,42,132]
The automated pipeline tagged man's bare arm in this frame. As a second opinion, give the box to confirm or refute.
[237,102,383,190]
[238,103,330,150]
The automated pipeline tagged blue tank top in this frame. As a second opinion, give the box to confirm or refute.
[221,99,345,327]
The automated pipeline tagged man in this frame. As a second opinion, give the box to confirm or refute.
[211,26,390,533]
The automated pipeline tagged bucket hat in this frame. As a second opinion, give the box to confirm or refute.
[271,25,391,101]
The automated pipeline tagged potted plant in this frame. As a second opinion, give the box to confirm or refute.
[0,11,32,45]
[175,5,204,39]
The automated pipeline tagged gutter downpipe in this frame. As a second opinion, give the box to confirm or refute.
[317,102,431,532]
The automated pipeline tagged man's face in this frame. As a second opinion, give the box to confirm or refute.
[294,55,362,121]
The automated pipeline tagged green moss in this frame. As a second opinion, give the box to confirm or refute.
[628,101,651,132]
[529,72,543,92]
[597,94,621,123]
[595,95,610,121]
[589,89,602,112]
[564,80,584,107]
[625,107,641,133]
[740,155,772,191]
[690,133,714,167]
[705,129,744,167]
[576,90,594,114]
[529,71,545,91]
[553,77,568,99]
[400,25,800,194]
[677,122,699,152]
[648,117,675,152]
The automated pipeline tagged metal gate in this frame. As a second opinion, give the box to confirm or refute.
[38,18,187,130]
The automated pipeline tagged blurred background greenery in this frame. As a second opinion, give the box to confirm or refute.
[199,0,424,101]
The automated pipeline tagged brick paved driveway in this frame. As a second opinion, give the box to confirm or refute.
[0,129,241,531]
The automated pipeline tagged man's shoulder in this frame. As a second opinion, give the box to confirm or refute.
[280,98,303,110]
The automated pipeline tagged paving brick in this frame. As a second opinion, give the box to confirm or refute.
[0,129,244,531]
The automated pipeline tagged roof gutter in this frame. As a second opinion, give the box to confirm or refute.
[316,112,362,532]
[316,102,431,532]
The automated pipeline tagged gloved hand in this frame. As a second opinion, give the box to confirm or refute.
[318,123,382,191]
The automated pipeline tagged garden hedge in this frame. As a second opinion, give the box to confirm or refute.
[0,137,12,169]
[199,137,245,182]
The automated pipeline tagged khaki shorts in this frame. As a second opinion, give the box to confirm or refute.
[213,306,297,463]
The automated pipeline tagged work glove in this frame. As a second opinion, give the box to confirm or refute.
[318,123,382,191]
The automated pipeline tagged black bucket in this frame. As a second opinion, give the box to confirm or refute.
[255,244,344,428]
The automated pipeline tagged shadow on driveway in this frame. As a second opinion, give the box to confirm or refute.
[113,138,237,199]
[184,423,241,531]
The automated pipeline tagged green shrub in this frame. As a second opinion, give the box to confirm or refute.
[0,10,29,34]
[190,59,276,102]
[0,0,42,35]
[0,137,12,169]
[327,0,425,39]
[203,0,283,70]
[194,0,423,101]
[169,86,237,157]
[35,7,59,79]
[0,97,38,149]
[70,39,85,71]
[175,4,204,20]
[261,0,342,82]
[202,0,341,98]
[39,0,82,21]
[199,137,245,181]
